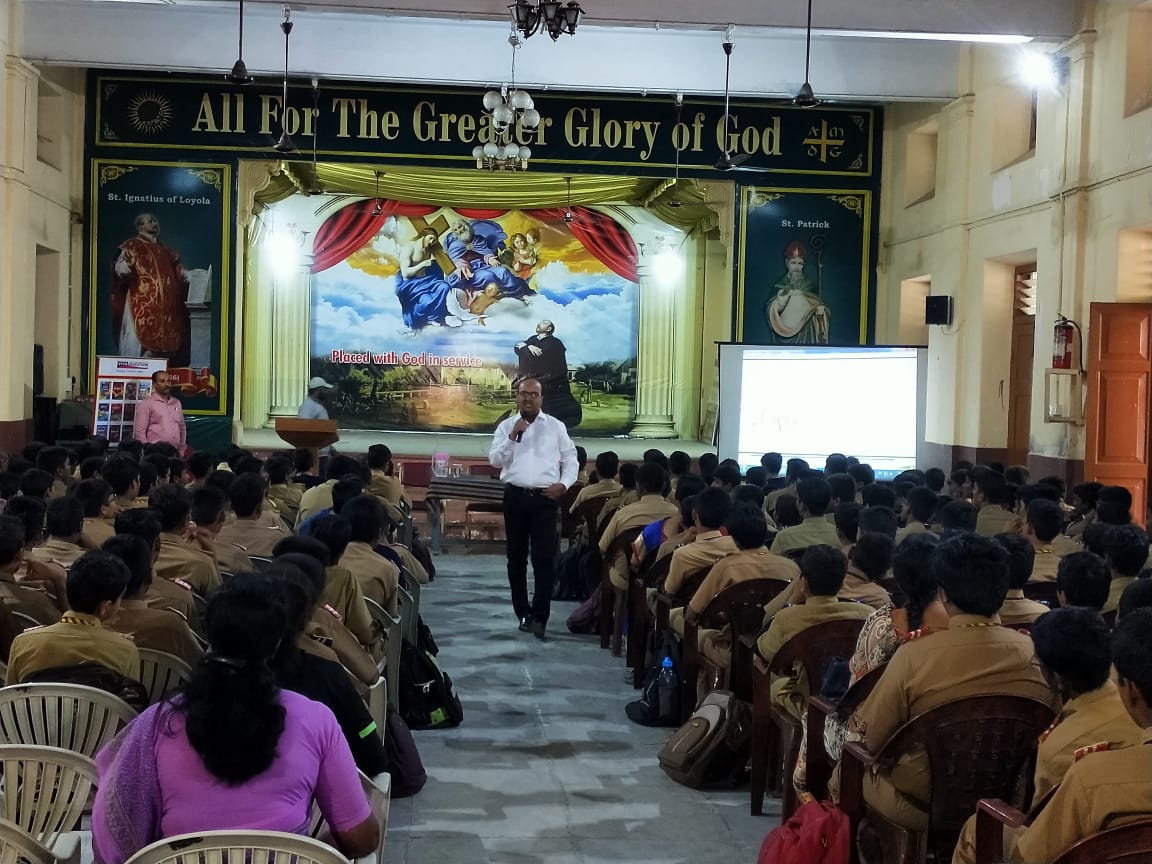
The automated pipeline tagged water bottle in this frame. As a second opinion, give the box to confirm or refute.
[657,656,679,724]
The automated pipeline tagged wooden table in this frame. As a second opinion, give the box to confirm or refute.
[425,476,505,552]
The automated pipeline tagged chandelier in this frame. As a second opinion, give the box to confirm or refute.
[509,0,583,40]
[473,34,542,171]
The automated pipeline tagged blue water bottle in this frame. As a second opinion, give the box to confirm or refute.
[657,656,679,724]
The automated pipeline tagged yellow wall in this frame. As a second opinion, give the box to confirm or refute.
[879,0,1152,461]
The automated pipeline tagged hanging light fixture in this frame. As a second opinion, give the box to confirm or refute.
[472,31,541,171]
[562,176,575,223]
[793,0,822,107]
[509,0,583,41]
[273,6,296,153]
[226,0,253,84]
[371,170,383,216]
[306,77,323,194]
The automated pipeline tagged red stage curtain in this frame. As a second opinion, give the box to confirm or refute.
[528,207,639,283]
[455,208,508,220]
[310,199,438,273]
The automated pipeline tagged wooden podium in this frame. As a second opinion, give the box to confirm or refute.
[274,418,339,477]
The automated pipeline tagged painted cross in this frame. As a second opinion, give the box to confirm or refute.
[407,214,454,273]
[803,120,846,164]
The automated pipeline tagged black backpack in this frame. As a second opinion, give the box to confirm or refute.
[383,703,427,797]
[553,542,592,601]
[625,629,683,727]
[398,638,463,730]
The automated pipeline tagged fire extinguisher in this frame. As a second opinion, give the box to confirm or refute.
[1052,317,1075,370]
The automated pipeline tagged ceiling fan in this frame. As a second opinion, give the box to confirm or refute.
[714,27,756,173]
[305,76,324,194]
[668,93,684,206]
[793,0,822,107]
[272,7,296,153]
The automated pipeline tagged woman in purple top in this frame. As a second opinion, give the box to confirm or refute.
[92,577,379,864]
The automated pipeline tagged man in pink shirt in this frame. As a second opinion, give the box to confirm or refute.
[133,370,186,452]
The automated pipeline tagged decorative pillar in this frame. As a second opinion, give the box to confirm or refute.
[269,256,313,418]
[237,161,281,429]
[630,258,679,439]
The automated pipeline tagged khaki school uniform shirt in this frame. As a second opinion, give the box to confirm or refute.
[387,543,429,585]
[770,515,841,557]
[81,517,116,550]
[5,611,140,685]
[975,505,1019,537]
[689,547,799,617]
[340,541,400,617]
[306,608,379,687]
[0,572,61,626]
[321,564,375,647]
[894,521,932,547]
[155,533,221,596]
[1105,575,1135,615]
[600,495,679,589]
[855,614,1052,813]
[570,479,622,513]
[1028,541,1066,582]
[217,518,289,560]
[108,603,204,668]
[146,574,202,636]
[597,489,640,531]
[1011,730,1152,864]
[267,482,305,524]
[841,565,892,609]
[296,479,337,529]
[665,531,740,597]
[368,471,409,508]
[1050,534,1081,556]
[25,538,86,568]
[765,484,797,517]
[998,589,1051,627]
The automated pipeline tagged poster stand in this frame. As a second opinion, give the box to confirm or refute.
[92,356,168,446]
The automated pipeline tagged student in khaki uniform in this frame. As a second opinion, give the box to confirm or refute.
[285,521,377,650]
[102,455,143,512]
[1024,498,1070,582]
[103,534,203,668]
[688,503,799,661]
[113,508,203,636]
[338,495,400,616]
[75,479,119,550]
[216,474,290,561]
[190,485,251,575]
[994,533,1050,627]
[150,483,222,596]
[995,609,1152,864]
[596,463,640,531]
[37,446,73,500]
[295,455,365,529]
[852,533,1053,832]
[569,451,622,513]
[0,515,63,625]
[599,463,678,590]
[895,487,937,547]
[757,544,872,719]
[1056,551,1110,611]
[973,470,1020,537]
[25,496,87,568]
[765,458,809,518]
[770,477,840,557]
[952,606,1146,864]
[5,550,140,685]
[1103,523,1148,615]
[365,444,409,509]
[265,453,306,526]
[664,488,738,597]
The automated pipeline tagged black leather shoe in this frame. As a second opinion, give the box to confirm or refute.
[531,621,546,640]
[518,617,532,632]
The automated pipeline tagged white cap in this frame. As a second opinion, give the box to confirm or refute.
[307,377,334,390]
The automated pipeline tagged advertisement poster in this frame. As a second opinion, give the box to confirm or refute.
[92,355,168,444]
[736,187,873,346]
[307,200,639,434]
[89,159,229,414]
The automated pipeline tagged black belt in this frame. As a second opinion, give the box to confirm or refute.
[506,484,547,495]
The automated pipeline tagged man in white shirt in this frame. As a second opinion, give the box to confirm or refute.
[489,377,578,639]
[298,377,336,478]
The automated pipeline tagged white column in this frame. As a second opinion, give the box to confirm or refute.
[269,258,313,418]
[630,258,679,439]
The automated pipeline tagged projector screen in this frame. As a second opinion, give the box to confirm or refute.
[717,345,926,478]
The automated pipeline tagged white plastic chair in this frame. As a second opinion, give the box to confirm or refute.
[123,831,352,864]
[0,683,138,757]
[364,598,401,709]
[0,744,98,864]
[0,819,55,864]
[397,585,416,646]
[308,770,390,864]
[137,648,194,705]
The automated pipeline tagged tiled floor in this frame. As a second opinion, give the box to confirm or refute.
[387,553,779,863]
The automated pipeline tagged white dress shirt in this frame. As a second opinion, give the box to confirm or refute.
[297,396,332,456]
[489,412,578,490]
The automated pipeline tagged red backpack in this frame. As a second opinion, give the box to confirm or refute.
[758,800,849,864]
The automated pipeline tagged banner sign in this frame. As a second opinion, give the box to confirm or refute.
[92,73,877,179]
[92,355,169,444]
[88,159,230,415]
[736,187,874,346]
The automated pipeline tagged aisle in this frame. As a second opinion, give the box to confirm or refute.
[387,554,778,863]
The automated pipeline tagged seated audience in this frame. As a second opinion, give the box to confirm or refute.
[150,484,222,595]
[92,577,379,862]
[847,463,875,494]
[826,473,858,510]
[770,477,839,556]
[1056,551,1110,611]
[652,489,702,562]
[1066,481,1102,538]
[697,452,719,486]
[896,486,937,546]
[774,495,803,530]
[923,467,946,493]
[851,533,1051,831]
[834,502,861,554]
[291,447,323,489]
[296,454,365,529]
[185,451,214,490]
[0,514,62,623]
[663,488,737,600]
[973,469,1019,536]
[841,533,895,609]
[938,499,978,534]
[994,533,1048,627]
[861,484,896,511]
[75,478,119,549]
[858,506,898,541]
[216,473,290,560]
[1119,578,1152,619]
[265,453,305,524]
[19,467,54,502]
[103,534,203,667]
[597,463,640,530]
[766,457,809,515]
[761,451,787,492]
[570,450,621,511]
[599,463,677,591]
[115,507,200,633]
[1096,485,1133,525]
[37,446,73,499]
[304,516,377,649]
[1023,499,1070,582]
[5,550,139,685]
[189,486,250,575]
[1103,523,1149,614]
[667,450,692,496]
[25,495,86,567]
[710,461,742,495]
[338,494,401,615]
[365,443,408,509]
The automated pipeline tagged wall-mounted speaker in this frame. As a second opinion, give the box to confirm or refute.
[925,295,954,326]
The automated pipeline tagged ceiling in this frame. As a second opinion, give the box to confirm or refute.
[22,0,1086,101]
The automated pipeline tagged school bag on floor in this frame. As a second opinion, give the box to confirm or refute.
[566,584,602,634]
[757,799,849,864]
[383,703,427,797]
[398,637,463,730]
[657,690,751,789]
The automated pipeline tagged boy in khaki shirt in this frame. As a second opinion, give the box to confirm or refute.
[1103,523,1148,614]
[665,488,738,597]
[337,495,400,617]
[599,463,677,590]
[994,533,1049,627]
[75,478,119,550]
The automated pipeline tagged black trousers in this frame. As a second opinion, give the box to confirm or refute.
[503,485,560,625]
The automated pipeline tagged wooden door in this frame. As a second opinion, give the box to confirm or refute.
[1085,302,1152,525]
[1006,312,1035,466]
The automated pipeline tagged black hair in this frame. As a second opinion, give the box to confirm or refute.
[635,462,666,496]
[365,444,393,471]
[801,544,848,597]
[1071,482,1102,510]
[1097,486,1133,525]
[3,497,46,546]
[678,494,697,527]
[826,473,857,505]
[775,496,802,529]
[987,461,1006,475]
[179,577,287,784]
[1056,551,1110,611]
[66,550,130,614]
[144,453,172,485]
[850,532,894,582]
[19,469,53,499]
[618,463,638,490]
[0,472,19,501]
[136,461,158,498]
[76,438,109,463]
[45,496,83,539]
[1082,521,1111,557]
[310,514,352,565]
[994,533,1037,589]
[21,442,46,463]
[784,457,809,482]
[1111,607,1152,707]
[1019,484,1063,507]
[343,494,385,544]
[1032,607,1112,695]
[932,532,1009,617]
[266,563,319,642]
[824,454,849,476]
[594,451,620,480]
[938,500,978,533]
[697,452,719,480]
[974,470,1008,505]
[190,486,226,528]
[834,502,861,544]
[327,454,367,483]
[847,463,875,487]
[1106,524,1150,578]
[265,454,293,485]
[669,450,692,476]
[149,483,192,532]
[1004,465,1030,486]
[114,507,162,547]
[0,516,25,568]
[103,533,154,597]
[74,479,114,519]
[1119,579,1152,620]
[892,532,940,630]
[224,448,254,473]
[205,469,236,498]
[574,445,588,469]
[796,477,833,517]
[1037,475,1067,499]
[858,506,898,540]
[293,448,315,473]
[694,487,732,530]
[642,449,669,470]
[907,486,938,523]
[188,451,215,480]
[673,474,706,502]
[744,466,767,488]
[232,457,264,478]
[36,446,68,476]
[331,478,365,514]
[732,483,766,510]
[272,534,331,567]
[923,467,946,492]
[274,552,327,601]
[711,462,742,489]
[861,484,896,510]
[724,502,769,550]
[1026,499,1064,543]
[78,457,103,481]
[229,474,266,518]
[760,452,783,474]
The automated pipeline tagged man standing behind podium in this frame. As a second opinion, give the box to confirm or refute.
[298,377,336,479]
[489,377,577,639]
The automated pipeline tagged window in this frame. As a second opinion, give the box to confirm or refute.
[1125,5,1152,117]
[1117,227,1152,302]
[36,77,63,169]
[904,120,938,207]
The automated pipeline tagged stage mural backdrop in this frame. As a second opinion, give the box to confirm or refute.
[304,198,639,434]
